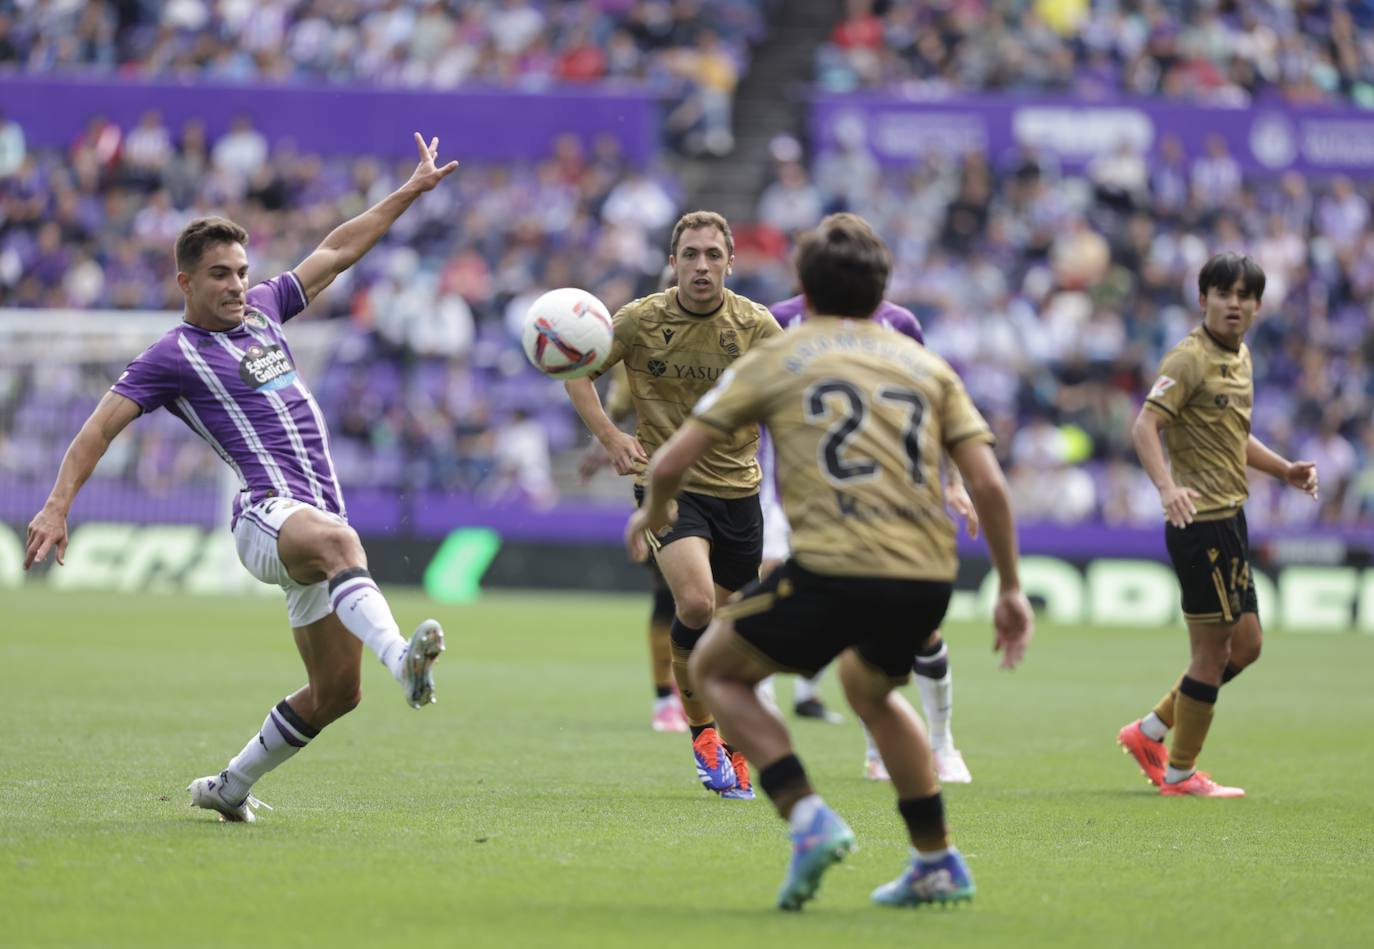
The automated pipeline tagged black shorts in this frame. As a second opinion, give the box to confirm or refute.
[1165,509,1258,624]
[634,486,763,592]
[721,558,952,681]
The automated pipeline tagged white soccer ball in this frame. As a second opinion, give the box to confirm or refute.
[521,287,614,379]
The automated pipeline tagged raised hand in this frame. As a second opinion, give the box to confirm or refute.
[407,132,459,193]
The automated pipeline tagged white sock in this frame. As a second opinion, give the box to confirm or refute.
[862,723,881,761]
[328,568,408,680]
[794,671,823,704]
[1139,712,1169,741]
[1164,764,1194,784]
[916,846,951,863]
[222,700,318,802]
[788,794,825,834]
[756,675,779,715]
[916,672,954,751]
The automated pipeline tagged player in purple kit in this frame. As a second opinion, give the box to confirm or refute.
[24,132,459,822]
[760,294,978,784]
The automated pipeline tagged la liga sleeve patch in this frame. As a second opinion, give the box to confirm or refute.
[1148,375,1176,400]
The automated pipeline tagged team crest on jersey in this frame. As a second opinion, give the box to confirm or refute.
[719,329,740,356]
[1214,394,1229,408]
[239,343,297,392]
[1148,375,1175,400]
[243,309,269,330]
[647,359,667,377]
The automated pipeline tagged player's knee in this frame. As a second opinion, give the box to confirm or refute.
[838,652,889,709]
[674,592,714,629]
[317,524,365,575]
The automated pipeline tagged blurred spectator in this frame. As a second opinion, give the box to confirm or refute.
[0,110,24,178]
[487,407,557,508]
[817,1,1374,108]
[756,161,823,236]
[211,115,269,182]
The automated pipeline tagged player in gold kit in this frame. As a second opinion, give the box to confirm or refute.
[579,361,687,733]
[1118,253,1319,798]
[628,214,1033,909]
[564,211,782,798]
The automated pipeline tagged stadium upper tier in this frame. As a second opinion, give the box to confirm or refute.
[818,0,1374,108]
[1,0,764,87]
[0,0,765,155]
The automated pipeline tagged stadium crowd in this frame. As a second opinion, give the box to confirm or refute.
[0,112,684,505]
[0,0,766,155]
[817,0,1374,107]
[740,132,1374,528]
[2,0,1372,528]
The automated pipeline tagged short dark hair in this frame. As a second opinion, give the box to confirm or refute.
[794,213,891,318]
[175,216,249,272]
[669,210,733,258]
[1198,252,1265,300]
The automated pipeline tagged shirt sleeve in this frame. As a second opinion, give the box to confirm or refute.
[753,306,784,342]
[110,340,181,414]
[247,272,309,325]
[589,301,638,380]
[693,348,770,434]
[938,367,995,450]
[1144,347,1200,420]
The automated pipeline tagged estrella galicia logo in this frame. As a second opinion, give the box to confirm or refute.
[647,359,667,377]
[239,343,297,392]
[719,329,740,356]
[243,309,270,330]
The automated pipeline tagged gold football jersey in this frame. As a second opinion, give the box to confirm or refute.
[693,316,993,580]
[1144,325,1253,519]
[595,287,782,497]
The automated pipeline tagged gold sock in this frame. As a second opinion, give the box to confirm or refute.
[1153,674,1184,728]
[670,643,714,727]
[650,621,673,694]
[1168,690,1217,772]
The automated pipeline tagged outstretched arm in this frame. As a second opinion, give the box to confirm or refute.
[949,438,1033,670]
[1247,434,1318,500]
[293,132,459,301]
[25,392,142,569]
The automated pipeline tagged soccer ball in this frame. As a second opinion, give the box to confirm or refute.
[521,287,614,379]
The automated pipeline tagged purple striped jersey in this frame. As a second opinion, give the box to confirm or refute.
[767,294,925,344]
[111,271,345,528]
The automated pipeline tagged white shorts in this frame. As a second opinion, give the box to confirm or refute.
[233,497,347,628]
[760,489,791,563]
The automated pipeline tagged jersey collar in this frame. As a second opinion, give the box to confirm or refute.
[1200,324,1241,353]
[670,287,726,319]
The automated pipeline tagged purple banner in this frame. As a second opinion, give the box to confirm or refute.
[0,74,659,164]
[811,91,1374,175]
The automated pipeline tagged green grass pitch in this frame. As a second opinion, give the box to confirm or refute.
[3,587,1371,948]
